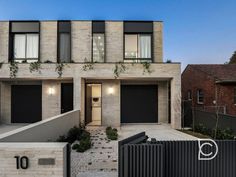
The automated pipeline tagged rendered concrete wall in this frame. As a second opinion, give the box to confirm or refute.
[42,80,61,119]
[72,21,92,62]
[153,22,163,62]
[0,143,68,177]
[40,21,57,62]
[0,21,9,63]
[106,21,123,62]
[0,109,79,142]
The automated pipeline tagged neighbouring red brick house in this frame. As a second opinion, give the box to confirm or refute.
[182,64,236,116]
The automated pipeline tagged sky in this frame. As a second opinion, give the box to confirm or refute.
[0,0,236,70]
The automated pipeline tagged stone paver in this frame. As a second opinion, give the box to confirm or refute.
[73,124,196,177]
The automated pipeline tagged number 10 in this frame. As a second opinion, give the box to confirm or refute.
[14,156,29,169]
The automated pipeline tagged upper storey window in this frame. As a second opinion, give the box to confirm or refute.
[124,21,153,62]
[10,21,40,62]
[58,21,71,63]
[92,21,105,62]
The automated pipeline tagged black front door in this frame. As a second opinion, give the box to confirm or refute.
[61,83,73,113]
[121,85,158,123]
[11,85,42,123]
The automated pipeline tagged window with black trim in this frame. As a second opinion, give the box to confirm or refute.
[10,21,40,62]
[92,21,105,62]
[124,21,153,62]
[58,21,71,63]
[125,34,151,60]
[197,89,204,104]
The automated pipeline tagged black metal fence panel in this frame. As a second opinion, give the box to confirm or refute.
[119,133,236,177]
[122,144,163,177]
[158,140,236,177]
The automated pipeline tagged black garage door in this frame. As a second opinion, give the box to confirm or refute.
[11,85,42,123]
[121,85,158,123]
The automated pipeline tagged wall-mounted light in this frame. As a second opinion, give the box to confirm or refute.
[108,87,114,95]
[48,87,55,95]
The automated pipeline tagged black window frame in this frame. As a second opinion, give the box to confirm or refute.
[9,21,40,62]
[197,89,204,104]
[92,21,105,63]
[123,21,153,62]
[57,21,71,63]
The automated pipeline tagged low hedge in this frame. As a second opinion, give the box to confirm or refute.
[194,124,234,140]
[106,126,118,140]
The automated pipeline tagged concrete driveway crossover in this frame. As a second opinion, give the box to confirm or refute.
[73,124,196,177]
[0,124,29,135]
[120,124,198,140]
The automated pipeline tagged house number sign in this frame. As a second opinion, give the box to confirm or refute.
[14,156,29,169]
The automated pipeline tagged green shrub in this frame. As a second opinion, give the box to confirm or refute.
[67,126,83,143]
[76,138,92,152]
[72,143,80,150]
[194,124,235,140]
[56,126,92,152]
[213,128,234,140]
[107,132,118,140]
[106,126,118,140]
[194,124,211,136]
[56,135,67,142]
[106,126,112,133]
[79,130,90,141]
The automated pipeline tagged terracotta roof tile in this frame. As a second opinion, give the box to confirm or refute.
[188,64,236,81]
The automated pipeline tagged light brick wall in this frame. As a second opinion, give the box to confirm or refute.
[0,82,11,124]
[0,21,9,63]
[158,81,169,123]
[153,22,163,62]
[0,143,67,177]
[42,80,61,120]
[106,21,123,62]
[171,71,182,129]
[40,21,57,62]
[71,21,92,62]
[102,80,120,127]
[0,63,181,128]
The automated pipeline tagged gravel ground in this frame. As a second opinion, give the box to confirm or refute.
[71,124,196,177]
[71,127,118,177]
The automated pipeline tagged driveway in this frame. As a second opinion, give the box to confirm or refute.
[0,124,28,135]
[73,124,196,177]
[119,124,198,140]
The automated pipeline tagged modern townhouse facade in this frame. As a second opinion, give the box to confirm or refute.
[0,20,181,129]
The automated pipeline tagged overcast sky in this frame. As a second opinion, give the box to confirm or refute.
[1,0,236,70]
